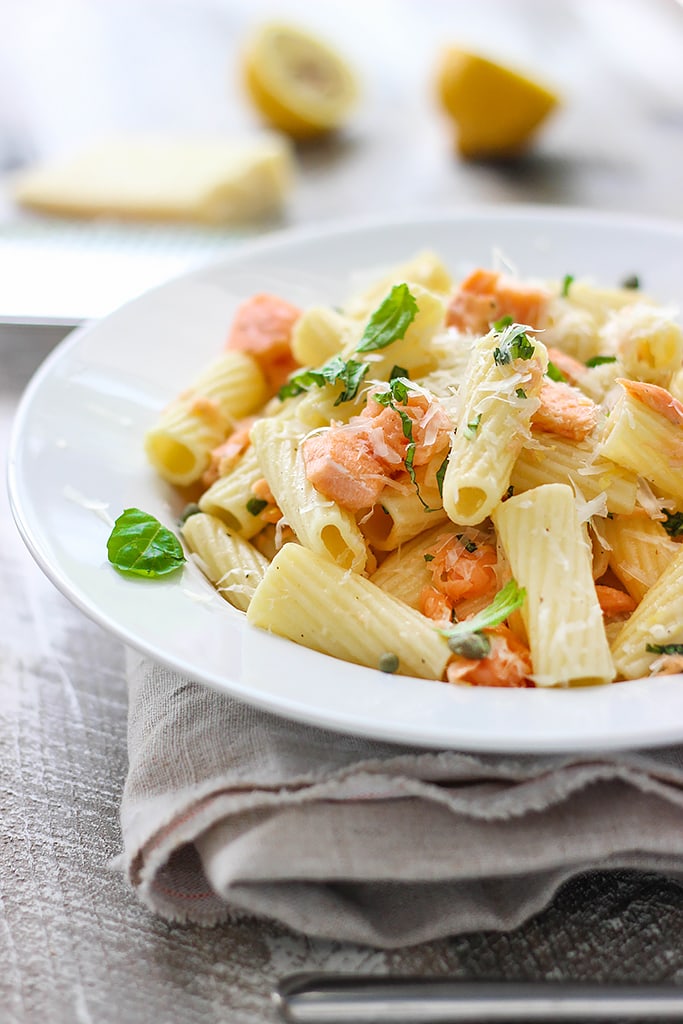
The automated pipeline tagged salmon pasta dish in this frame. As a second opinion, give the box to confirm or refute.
[136,250,683,689]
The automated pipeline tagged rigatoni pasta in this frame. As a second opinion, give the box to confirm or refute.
[140,252,683,690]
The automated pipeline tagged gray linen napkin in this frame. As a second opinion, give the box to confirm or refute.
[121,650,683,948]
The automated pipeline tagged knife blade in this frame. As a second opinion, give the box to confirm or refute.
[274,973,683,1022]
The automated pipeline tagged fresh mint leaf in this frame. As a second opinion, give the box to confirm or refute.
[278,354,369,404]
[356,283,418,353]
[438,580,526,641]
[389,364,410,381]
[107,508,185,578]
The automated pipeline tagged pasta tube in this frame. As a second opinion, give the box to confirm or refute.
[250,416,368,572]
[442,325,548,526]
[493,483,615,686]
[600,512,680,603]
[246,542,451,679]
[181,512,270,612]
[198,445,266,539]
[611,546,683,679]
[145,350,267,485]
[599,380,683,501]
[290,305,359,367]
[369,522,457,608]
[510,431,637,516]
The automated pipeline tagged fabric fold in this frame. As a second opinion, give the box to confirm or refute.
[120,651,683,947]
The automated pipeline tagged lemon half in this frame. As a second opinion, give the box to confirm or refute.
[243,22,358,140]
[437,48,559,159]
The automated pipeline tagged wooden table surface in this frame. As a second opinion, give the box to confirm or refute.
[3,2,683,1021]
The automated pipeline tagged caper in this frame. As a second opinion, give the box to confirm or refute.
[447,632,491,660]
[378,652,399,674]
[177,502,201,527]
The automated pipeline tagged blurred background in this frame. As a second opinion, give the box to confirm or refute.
[1,0,682,322]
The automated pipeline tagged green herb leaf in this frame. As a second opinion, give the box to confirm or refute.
[373,380,440,512]
[438,579,526,640]
[456,533,477,553]
[585,354,618,368]
[492,322,535,365]
[356,283,418,353]
[646,643,683,656]
[561,274,574,297]
[464,413,482,439]
[435,453,449,499]
[546,361,567,383]
[493,314,513,331]
[389,364,410,381]
[661,510,683,537]
[278,354,369,405]
[424,553,435,562]
[246,497,268,516]
[107,508,185,578]
[515,387,527,399]
[622,274,640,290]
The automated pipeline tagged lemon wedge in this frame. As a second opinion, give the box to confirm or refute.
[437,48,559,159]
[243,22,358,140]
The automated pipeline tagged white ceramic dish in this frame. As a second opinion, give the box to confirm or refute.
[8,206,683,753]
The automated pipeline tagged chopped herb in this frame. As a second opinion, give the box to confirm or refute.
[546,361,567,383]
[438,580,526,641]
[356,283,418,353]
[504,485,515,500]
[464,413,482,439]
[561,274,574,297]
[448,633,491,660]
[278,354,369,405]
[662,510,683,537]
[493,314,513,331]
[622,274,640,290]
[246,497,268,516]
[646,643,683,656]
[389,364,410,381]
[107,508,185,578]
[492,322,535,365]
[435,453,449,499]
[515,388,527,399]
[177,502,201,526]
[374,380,440,512]
[585,354,617,368]
[424,553,435,563]
[457,534,477,553]
[378,651,400,673]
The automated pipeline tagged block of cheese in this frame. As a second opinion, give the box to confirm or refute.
[12,134,294,225]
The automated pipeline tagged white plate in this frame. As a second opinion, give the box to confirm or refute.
[8,206,683,753]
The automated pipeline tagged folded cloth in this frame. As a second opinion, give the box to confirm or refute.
[121,651,683,948]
